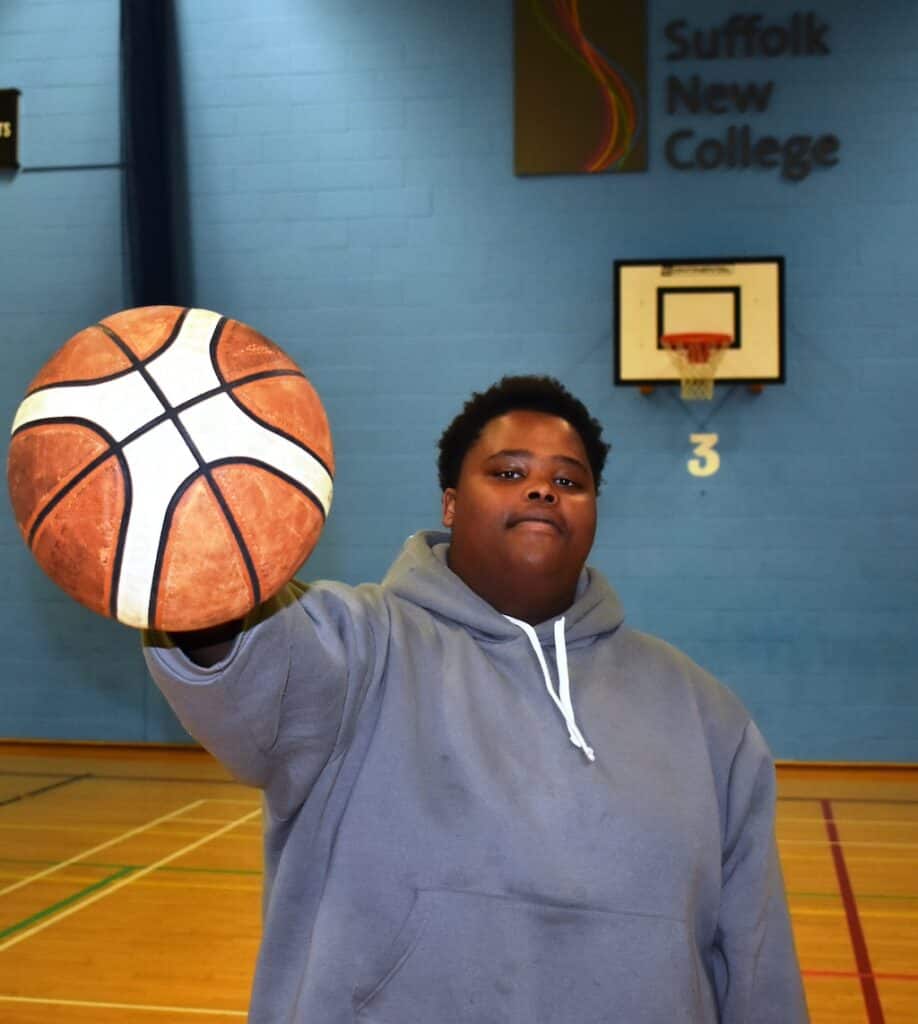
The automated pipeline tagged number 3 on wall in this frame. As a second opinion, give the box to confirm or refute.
[688,433,720,477]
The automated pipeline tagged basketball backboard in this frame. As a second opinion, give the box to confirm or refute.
[614,257,784,391]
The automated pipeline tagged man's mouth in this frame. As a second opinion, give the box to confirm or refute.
[507,514,563,533]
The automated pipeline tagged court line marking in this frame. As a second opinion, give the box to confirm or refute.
[0,819,259,835]
[821,798,885,1024]
[0,774,90,808]
[73,773,241,786]
[779,837,918,849]
[0,771,79,779]
[786,852,918,866]
[0,799,205,899]
[0,867,135,940]
[781,796,918,806]
[792,905,918,920]
[0,868,260,896]
[789,890,918,903]
[200,797,260,804]
[0,769,242,786]
[804,969,918,983]
[0,807,260,952]
[0,857,261,878]
[0,994,245,1017]
[779,816,918,828]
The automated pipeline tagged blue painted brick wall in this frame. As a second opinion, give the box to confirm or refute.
[2,0,917,759]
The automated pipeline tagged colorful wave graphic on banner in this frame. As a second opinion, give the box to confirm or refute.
[515,0,647,175]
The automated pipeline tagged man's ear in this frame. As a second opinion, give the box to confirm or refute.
[441,488,456,528]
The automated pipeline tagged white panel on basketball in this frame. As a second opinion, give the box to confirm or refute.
[178,393,334,515]
[11,372,166,442]
[145,308,224,408]
[117,420,200,628]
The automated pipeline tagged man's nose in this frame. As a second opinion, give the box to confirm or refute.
[526,483,556,503]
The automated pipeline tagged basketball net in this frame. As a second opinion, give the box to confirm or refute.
[660,333,733,401]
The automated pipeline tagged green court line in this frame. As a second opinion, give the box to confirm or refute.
[0,865,135,940]
[0,856,261,877]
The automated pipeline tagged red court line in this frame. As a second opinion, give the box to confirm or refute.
[804,969,918,983]
[821,798,885,1024]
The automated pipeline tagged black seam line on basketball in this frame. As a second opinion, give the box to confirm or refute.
[147,469,262,630]
[95,311,203,458]
[95,316,252,486]
[204,319,334,480]
[21,417,122,548]
[97,307,191,372]
[174,368,306,417]
[108,443,134,620]
[208,314,230,386]
[167,367,334,480]
[21,344,304,405]
[207,457,328,521]
[108,369,307,452]
[19,314,186,399]
[97,318,261,620]
[222,383,334,480]
[96,323,179,419]
[24,363,140,396]
[18,367,330,549]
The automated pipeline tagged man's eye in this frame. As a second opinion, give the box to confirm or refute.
[495,469,523,479]
[556,477,577,488]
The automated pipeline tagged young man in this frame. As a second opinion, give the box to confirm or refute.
[145,376,808,1023]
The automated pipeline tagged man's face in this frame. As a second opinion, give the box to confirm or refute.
[441,410,597,621]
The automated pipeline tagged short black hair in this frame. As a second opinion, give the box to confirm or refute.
[437,375,610,494]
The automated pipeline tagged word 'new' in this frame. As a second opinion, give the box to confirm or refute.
[667,76,774,116]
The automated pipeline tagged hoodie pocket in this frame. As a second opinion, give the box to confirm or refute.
[352,888,713,1023]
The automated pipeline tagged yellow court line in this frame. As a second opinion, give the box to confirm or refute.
[792,906,918,920]
[0,994,245,1017]
[778,816,918,827]
[783,854,918,868]
[778,838,918,849]
[0,801,206,900]
[0,822,259,837]
[199,798,260,805]
[160,817,259,826]
[0,871,260,894]
[93,877,260,894]
[0,808,260,952]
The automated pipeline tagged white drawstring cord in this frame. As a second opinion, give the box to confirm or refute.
[553,618,595,762]
[504,615,595,763]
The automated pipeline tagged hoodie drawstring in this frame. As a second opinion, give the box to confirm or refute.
[504,615,596,763]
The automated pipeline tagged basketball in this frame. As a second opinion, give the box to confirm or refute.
[7,306,334,631]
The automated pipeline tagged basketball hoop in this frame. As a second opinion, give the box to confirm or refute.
[660,332,733,401]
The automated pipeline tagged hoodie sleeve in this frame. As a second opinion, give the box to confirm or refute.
[711,720,810,1023]
[143,580,382,819]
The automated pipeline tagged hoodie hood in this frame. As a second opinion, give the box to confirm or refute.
[381,530,625,649]
[383,531,625,763]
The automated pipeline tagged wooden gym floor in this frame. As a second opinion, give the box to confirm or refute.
[0,744,915,1023]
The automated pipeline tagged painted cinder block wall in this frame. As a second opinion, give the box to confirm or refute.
[1,0,916,758]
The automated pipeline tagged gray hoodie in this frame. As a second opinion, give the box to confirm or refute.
[144,530,808,1023]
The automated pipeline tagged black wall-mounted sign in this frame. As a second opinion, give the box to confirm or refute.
[0,90,20,170]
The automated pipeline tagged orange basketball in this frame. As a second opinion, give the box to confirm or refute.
[7,306,334,631]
